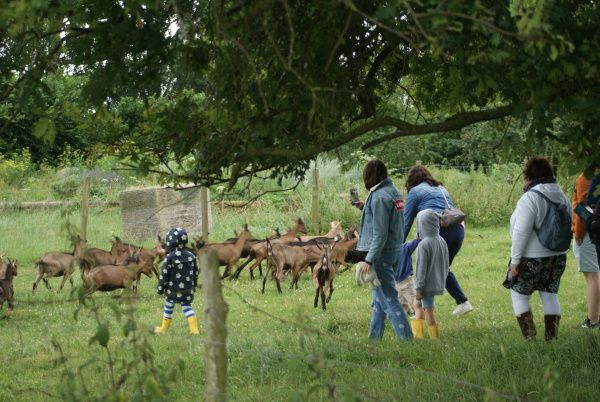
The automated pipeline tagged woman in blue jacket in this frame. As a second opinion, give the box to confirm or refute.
[355,159,413,340]
[403,165,473,316]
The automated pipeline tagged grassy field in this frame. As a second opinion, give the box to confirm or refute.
[0,200,599,401]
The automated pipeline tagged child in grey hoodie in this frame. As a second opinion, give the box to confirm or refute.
[411,209,449,339]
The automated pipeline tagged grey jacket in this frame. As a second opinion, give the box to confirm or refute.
[509,182,571,265]
[356,178,405,264]
[415,209,449,297]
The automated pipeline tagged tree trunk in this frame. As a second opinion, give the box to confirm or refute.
[200,250,228,401]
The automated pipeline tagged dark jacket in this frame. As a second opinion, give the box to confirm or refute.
[394,239,420,283]
[157,228,199,304]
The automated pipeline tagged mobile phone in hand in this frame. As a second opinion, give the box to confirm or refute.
[350,188,359,204]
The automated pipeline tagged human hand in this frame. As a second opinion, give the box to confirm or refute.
[357,261,371,275]
[352,201,365,210]
[510,264,519,279]
[416,291,423,301]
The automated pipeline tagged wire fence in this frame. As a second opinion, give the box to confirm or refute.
[218,283,529,401]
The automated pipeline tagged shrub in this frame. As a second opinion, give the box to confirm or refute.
[50,176,81,199]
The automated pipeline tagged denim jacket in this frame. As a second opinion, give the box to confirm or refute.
[403,183,455,240]
[357,178,405,264]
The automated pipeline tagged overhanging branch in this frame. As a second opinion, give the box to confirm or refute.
[361,103,526,149]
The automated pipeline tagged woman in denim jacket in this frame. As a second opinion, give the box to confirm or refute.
[403,165,473,316]
[354,159,413,340]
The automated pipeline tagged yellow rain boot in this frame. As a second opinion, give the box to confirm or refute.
[154,318,172,335]
[187,315,200,335]
[428,324,439,340]
[411,319,425,339]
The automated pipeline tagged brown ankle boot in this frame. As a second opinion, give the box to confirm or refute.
[544,315,560,341]
[516,311,536,340]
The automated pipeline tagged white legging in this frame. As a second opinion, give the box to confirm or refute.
[511,290,561,316]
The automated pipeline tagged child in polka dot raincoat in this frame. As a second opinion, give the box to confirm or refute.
[154,227,200,335]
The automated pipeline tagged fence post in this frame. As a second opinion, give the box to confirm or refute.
[81,176,90,241]
[200,186,210,240]
[311,166,320,234]
[200,250,228,402]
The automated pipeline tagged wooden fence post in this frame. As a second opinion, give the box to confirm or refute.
[200,186,210,240]
[201,250,228,402]
[311,166,320,234]
[81,176,90,241]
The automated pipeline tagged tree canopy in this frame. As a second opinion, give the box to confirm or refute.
[1,0,598,185]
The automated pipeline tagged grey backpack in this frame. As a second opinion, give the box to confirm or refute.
[529,189,572,252]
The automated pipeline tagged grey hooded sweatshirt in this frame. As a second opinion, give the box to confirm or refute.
[415,209,449,297]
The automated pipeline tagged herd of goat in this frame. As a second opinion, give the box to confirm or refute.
[0,218,360,315]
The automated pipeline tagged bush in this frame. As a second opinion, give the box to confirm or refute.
[0,151,34,187]
[50,176,81,199]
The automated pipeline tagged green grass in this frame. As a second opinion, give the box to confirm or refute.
[0,202,598,401]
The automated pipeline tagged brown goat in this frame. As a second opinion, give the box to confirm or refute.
[81,251,152,295]
[261,238,323,293]
[110,236,166,278]
[300,221,344,242]
[194,226,252,279]
[0,257,18,315]
[287,242,330,289]
[313,243,336,310]
[81,235,145,269]
[329,228,360,272]
[233,218,307,280]
[32,236,86,293]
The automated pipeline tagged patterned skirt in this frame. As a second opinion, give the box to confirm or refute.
[502,255,567,295]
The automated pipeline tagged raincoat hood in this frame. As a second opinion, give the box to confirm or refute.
[165,227,189,251]
[416,209,440,239]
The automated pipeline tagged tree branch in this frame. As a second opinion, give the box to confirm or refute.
[361,103,525,149]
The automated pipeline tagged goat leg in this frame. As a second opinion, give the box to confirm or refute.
[261,275,267,294]
[326,281,334,303]
[58,274,70,292]
[320,287,327,310]
[221,265,231,280]
[32,273,43,294]
[233,255,254,280]
[314,288,320,308]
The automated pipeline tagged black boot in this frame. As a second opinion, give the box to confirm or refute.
[544,315,561,341]
[516,311,536,341]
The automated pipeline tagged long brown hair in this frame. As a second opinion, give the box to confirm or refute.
[362,159,388,190]
[405,165,442,192]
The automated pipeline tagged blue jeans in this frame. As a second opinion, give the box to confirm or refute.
[416,296,435,309]
[439,225,468,305]
[369,251,414,340]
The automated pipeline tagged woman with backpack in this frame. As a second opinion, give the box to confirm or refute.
[503,157,572,341]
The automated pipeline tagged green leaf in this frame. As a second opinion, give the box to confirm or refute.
[33,117,57,144]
